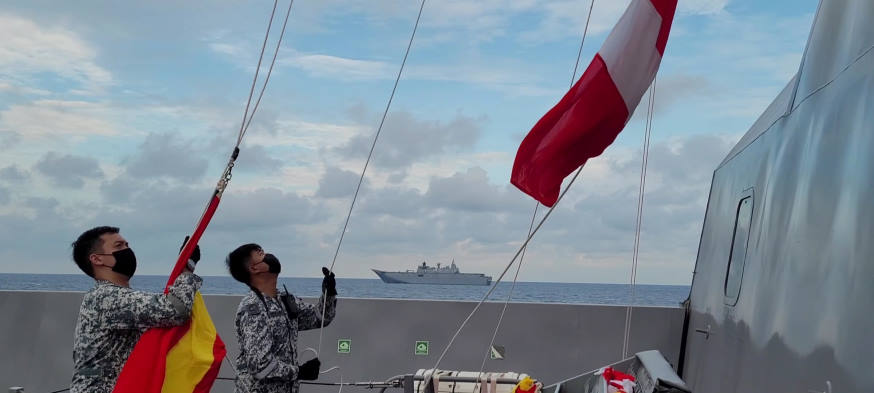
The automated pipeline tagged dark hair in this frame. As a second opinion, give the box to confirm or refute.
[72,226,120,277]
[227,243,262,284]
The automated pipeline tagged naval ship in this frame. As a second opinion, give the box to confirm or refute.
[372,260,493,285]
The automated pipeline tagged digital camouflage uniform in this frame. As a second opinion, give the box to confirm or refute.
[234,289,337,393]
[71,272,202,393]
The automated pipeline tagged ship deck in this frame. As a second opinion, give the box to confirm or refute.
[0,291,683,393]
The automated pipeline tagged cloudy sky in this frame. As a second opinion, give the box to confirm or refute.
[0,0,817,284]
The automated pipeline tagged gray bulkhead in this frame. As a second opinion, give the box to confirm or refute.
[682,1,874,391]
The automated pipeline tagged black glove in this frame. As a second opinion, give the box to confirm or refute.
[298,358,321,381]
[179,235,201,263]
[321,267,337,297]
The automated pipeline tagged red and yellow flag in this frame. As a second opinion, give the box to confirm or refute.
[113,195,226,393]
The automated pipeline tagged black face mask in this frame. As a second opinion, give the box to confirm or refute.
[110,248,137,278]
[263,255,281,274]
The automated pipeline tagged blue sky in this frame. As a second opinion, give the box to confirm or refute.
[0,0,818,284]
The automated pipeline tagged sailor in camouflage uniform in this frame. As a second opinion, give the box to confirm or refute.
[69,226,203,393]
[226,245,337,393]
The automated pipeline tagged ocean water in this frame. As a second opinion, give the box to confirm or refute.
[0,274,689,307]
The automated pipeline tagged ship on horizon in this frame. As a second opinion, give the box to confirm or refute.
[372,260,492,286]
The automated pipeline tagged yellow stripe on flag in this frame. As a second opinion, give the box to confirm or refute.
[162,292,219,393]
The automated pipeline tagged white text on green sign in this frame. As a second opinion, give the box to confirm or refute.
[415,341,429,355]
[338,339,351,353]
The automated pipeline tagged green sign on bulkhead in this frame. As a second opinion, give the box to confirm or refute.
[415,340,429,355]
[338,339,351,354]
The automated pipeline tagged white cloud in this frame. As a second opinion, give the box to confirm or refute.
[0,165,29,183]
[293,0,728,48]
[0,122,736,283]
[319,131,737,284]
[417,0,535,43]
[246,119,364,149]
[204,29,561,98]
[679,0,729,15]
[33,152,104,188]
[283,49,559,97]
[206,37,394,81]
[0,100,118,138]
[386,151,511,192]
[333,110,483,170]
[435,0,726,42]
[406,63,559,96]
[318,0,727,46]
[281,52,395,81]
[519,0,730,44]
[296,0,538,44]
[518,0,628,44]
[0,13,112,93]
[0,80,51,96]
[316,166,366,198]
[208,42,245,58]
[628,74,713,122]
[0,186,9,205]
[663,12,814,120]
[123,132,210,182]
[275,165,327,195]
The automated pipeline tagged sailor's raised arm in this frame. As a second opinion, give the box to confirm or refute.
[298,267,338,331]
[103,272,202,330]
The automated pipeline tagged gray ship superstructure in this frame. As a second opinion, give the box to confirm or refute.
[373,261,492,285]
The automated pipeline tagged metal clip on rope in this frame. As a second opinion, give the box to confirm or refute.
[217,147,241,197]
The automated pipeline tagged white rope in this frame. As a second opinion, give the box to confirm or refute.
[426,162,587,389]
[317,0,428,356]
[240,0,296,142]
[217,0,292,197]
[218,3,298,390]
[236,0,279,148]
[190,3,296,392]
[301,347,340,374]
[570,0,596,86]
[472,0,596,386]
[473,202,537,389]
[214,0,284,197]
[621,75,657,359]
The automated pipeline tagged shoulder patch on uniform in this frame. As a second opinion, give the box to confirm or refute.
[239,294,265,315]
